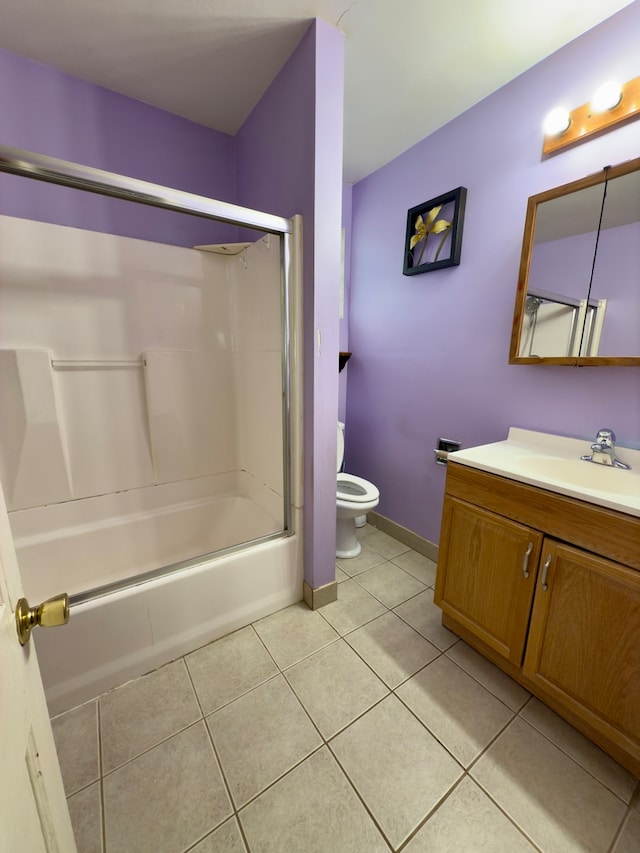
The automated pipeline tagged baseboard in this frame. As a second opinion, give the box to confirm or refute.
[368,511,438,562]
[303,580,338,610]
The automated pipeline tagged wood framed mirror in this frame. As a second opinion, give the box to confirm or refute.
[509,156,640,366]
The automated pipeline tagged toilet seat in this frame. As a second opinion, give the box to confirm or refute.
[337,472,379,503]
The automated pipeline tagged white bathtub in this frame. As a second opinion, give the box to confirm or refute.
[10,476,303,716]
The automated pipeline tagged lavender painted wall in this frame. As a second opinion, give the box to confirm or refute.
[237,20,345,590]
[339,182,353,422]
[346,1,640,545]
[0,48,239,246]
[591,221,640,355]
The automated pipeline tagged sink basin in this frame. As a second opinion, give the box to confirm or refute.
[515,457,640,497]
[449,427,640,517]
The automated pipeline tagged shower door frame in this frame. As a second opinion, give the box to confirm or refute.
[0,144,296,604]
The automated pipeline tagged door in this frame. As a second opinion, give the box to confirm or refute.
[524,539,640,762]
[0,483,76,852]
[435,497,542,665]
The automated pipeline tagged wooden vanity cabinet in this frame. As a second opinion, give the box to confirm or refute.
[524,540,640,760]
[435,462,640,777]
[436,497,542,665]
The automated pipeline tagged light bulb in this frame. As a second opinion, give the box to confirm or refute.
[543,107,571,137]
[591,81,622,113]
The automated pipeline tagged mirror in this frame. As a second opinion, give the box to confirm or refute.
[509,156,640,365]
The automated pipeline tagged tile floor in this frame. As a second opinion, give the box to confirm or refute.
[52,524,640,853]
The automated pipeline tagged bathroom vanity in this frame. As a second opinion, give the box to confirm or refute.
[434,429,640,777]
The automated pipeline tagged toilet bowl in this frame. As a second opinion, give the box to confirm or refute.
[336,422,380,558]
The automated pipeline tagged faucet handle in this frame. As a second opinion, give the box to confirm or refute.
[595,428,616,447]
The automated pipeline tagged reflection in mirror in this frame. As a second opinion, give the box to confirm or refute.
[587,169,640,358]
[510,155,640,365]
[523,184,603,359]
[519,290,604,358]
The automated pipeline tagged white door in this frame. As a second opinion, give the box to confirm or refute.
[0,483,76,852]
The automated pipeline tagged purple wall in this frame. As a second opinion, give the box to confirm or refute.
[339,182,353,421]
[237,20,345,590]
[346,1,640,545]
[592,221,640,356]
[0,48,239,246]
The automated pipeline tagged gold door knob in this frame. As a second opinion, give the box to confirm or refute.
[16,593,70,646]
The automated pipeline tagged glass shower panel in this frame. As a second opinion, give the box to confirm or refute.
[0,179,287,603]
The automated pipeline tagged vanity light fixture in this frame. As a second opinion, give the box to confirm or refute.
[590,81,622,113]
[543,74,640,155]
[543,107,571,137]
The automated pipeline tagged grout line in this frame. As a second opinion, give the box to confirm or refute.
[393,775,468,853]
[442,652,519,716]
[607,808,631,853]
[183,663,237,824]
[96,700,106,853]
[516,700,638,806]
[233,743,326,815]
[391,686,467,772]
[462,708,519,777]
[323,743,395,852]
[458,773,545,853]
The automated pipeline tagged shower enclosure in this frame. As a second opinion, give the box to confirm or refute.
[0,146,303,714]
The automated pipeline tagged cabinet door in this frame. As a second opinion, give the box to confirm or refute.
[524,540,640,760]
[434,497,542,665]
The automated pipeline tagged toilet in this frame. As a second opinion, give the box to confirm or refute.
[336,422,380,558]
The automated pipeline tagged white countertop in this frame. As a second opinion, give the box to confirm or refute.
[448,428,640,518]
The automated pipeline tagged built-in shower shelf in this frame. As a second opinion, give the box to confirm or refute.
[193,242,252,255]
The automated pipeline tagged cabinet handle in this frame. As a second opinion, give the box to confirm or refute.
[541,555,552,591]
[522,542,533,578]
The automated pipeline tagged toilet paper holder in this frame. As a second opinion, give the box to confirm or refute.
[434,438,461,465]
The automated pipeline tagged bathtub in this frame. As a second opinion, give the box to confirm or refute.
[11,475,303,716]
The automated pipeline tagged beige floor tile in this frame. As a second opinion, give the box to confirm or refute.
[206,675,322,808]
[103,722,231,853]
[100,659,201,772]
[185,625,278,714]
[67,781,102,853]
[354,561,426,608]
[393,589,458,650]
[239,747,388,852]
[286,639,388,738]
[318,579,386,635]
[190,818,247,852]
[472,717,627,852]
[520,697,638,803]
[356,522,376,538]
[446,641,530,711]
[634,784,640,812]
[365,529,411,560]
[391,550,438,586]
[253,602,339,670]
[345,611,440,688]
[404,776,536,852]
[331,695,462,849]
[336,541,387,576]
[51,700,100,796]
[397,656,513,767]
[336,566,349,582]
[613,811,640,853]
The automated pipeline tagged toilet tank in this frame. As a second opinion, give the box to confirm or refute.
[337,422,345,472]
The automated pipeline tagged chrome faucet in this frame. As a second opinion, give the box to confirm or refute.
[581,429,631,469]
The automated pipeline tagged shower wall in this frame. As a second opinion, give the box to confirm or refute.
[0,215,284,596]
[230,234,284,518]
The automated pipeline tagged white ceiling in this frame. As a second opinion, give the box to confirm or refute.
[0,0,634,183]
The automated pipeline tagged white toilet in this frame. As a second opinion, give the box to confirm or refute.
[336,421,380,558]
